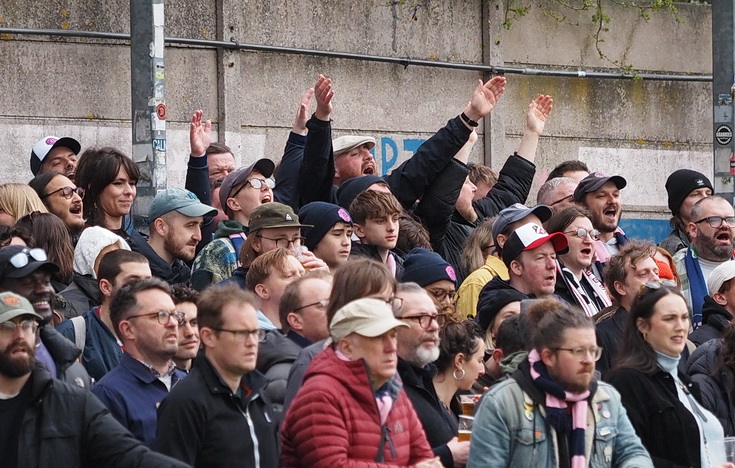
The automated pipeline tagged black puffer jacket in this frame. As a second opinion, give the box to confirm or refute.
[689,296,733,346]
[686,338,735,436]
[256,329,302,424]
[18,362,188,468]
[39,324,92,389]
[58,273,101,320]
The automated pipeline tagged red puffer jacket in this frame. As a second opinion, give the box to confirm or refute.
[281,346,434,467]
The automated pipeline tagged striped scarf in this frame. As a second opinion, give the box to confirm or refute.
[528,349,591,468]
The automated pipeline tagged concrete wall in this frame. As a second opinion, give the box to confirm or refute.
[0,0,714,240]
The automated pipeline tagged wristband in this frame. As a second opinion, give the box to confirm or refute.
[461,112,479,127]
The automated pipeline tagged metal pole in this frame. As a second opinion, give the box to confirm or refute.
[712,1,735,201]
[130,0,166,231]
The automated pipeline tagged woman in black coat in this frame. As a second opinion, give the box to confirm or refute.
[606,283,730,468]
[686,323,735,437]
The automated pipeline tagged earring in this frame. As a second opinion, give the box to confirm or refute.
[453,368,466,380]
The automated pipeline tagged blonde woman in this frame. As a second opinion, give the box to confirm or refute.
[0,184,48,226]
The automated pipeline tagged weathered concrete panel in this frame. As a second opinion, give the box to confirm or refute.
[235,0,483,62]
[501,2,711,74]
[0,41,217,122]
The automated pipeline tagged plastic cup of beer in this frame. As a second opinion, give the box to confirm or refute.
[725,437,735,462]
[460,395,476,416]
[458,415,473,442]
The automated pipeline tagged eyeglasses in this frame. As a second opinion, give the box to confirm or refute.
[555,346,603,361]
[550,194,574,206]
[293,299,329,312]
[230,177,275,198]
[126,310,185,326]
[426,288,456,303]
[402,313,447,330]
[7,248,47,269]
[42,186,85,200]
[564,227,600,240]
[256,235,305,249]
[694,216,735,229]
[0,319,39,336]
[213,327,267,343]
[378,296,404,309]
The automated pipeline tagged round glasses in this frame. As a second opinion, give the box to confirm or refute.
[42,186,85,200]
[402,313,447,330]
[127,310,185,326]
[426,288,456,303]
[564,227,600,240]
[256,235,305,249]
[0,319,39,336]
[230,177,275,199]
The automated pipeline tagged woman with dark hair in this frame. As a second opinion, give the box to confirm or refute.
[545,206,611,317]
[686,322,735,437]
[16,212,75,290]
[607,284,729,467]
[432,320,485,418]
[75,147,140,234]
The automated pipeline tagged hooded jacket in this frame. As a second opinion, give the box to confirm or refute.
[16,362,187,468]
[126,232,191,285]
[686,339,735,437]
[689,296,733,346]
[58,273,102,320]
[39,324,92,389]
[281,347,433,467]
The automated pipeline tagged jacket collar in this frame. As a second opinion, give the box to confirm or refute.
[39,324,81,365]
[195,353,267,403]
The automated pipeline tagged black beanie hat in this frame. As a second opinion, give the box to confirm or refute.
[665,169,713,216]
[475,287,527,333]
[336,175,386,209]
[298,202,353,250]
[400,248,457,287]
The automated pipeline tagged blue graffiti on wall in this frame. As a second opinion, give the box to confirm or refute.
[371,136,427,175]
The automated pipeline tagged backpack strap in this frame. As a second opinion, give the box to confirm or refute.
[70,316,86,351]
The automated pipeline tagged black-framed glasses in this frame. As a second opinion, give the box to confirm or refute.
[564,227,600,240]
[293,299,329,312]
[256,235,305,249]
[213,327,267,343]
[230,177,276,199]
[127,310,185,326]
[42,186,85,200]
[0,319,39,336]
[694,216,735,229]
[555,346,603,361]
[8,248,47,269]
[550,194,574,206]
[426,288,456,303]
[402,313,447,330]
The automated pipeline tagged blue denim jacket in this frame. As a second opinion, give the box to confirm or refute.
[467,375,652,467]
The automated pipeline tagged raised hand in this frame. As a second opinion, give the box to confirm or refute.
[314,74,334,121]
[190,110,211,158]
[526,94,553,136]
[292,88,315,135]
[465,76,507,122]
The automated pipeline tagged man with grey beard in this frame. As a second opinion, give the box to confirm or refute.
[394,282,469,468]
[674,195,735,330]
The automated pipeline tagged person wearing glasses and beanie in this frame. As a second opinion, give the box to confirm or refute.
[661,169,713,256]
[545,206,612,317]
[673,195,735,330]
[401,247,459,315]
[157,283,279,467]
[469,298,652,467]
[92,278,186,448]
[607,283,733,467]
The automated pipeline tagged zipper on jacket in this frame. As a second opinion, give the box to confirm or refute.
[235,392,261,468]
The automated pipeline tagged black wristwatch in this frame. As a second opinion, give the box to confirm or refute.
[461,112,479,127]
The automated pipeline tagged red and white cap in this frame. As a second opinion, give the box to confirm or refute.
[501,222,569,266]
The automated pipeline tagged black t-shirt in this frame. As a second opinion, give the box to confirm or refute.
[0,377,34,468]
